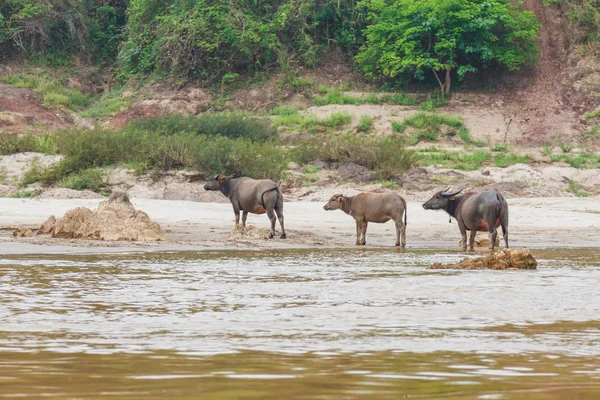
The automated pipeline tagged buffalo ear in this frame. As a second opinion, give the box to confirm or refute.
[337,194,344,202]
[219,175,227,182]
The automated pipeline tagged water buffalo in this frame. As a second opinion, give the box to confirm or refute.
[422,188,509,251]
[204,174,286,238]
[323,193,407,247]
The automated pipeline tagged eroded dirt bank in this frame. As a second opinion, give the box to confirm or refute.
[0,197,598,254]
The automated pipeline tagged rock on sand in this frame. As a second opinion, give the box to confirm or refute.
[228,225,271,241]
[40,190,166,241]
[430,248,537,270]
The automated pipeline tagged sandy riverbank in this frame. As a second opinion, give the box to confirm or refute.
[0,196,599,255]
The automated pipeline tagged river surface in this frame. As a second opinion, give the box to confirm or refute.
[1,248,600,399]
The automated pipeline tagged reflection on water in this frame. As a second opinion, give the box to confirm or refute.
[1,248,600,398]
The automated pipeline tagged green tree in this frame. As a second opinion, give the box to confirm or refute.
[356,0,540,95]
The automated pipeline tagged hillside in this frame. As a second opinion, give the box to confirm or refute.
[1,0,600,200]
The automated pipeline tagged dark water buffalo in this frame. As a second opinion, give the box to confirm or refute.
[422,188,509,251]
[204,174,286,238]
[323,193,407,247]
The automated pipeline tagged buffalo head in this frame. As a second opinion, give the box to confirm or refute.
[323,194,346,211]
[203,174,229,191]
[422,188,463,210]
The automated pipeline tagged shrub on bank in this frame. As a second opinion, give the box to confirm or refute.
[125,113,279,143]
[290,133,418,179]
[15,127,289,185]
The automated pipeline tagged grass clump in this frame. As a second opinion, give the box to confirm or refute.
[417,150,491,171]
[567,180,588,197]
[584,108,600,119]
[321,112,352,128]
[126,113,278,143]
[3,72,94,111]
[79,89,134,119]
[392,112,471,144]
[313,88,416,106]
[57,168,107,192]
[10,189,40,198]
[358,116,374,133]
[493,153,529,168]
[377,180,400,190]
[268,105,299,116]
[291,134,418,179]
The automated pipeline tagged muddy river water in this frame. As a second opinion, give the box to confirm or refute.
[1,248,600,399]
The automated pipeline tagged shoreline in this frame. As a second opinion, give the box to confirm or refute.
[0,197,599,255]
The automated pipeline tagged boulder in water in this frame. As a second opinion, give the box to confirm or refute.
[430,248,537,270]
[40,190,165,241]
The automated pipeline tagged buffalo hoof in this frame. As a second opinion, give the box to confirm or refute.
[268,232,274,239]
[281,234,287,239]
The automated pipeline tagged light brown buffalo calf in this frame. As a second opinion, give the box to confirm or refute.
[323,193,407,247]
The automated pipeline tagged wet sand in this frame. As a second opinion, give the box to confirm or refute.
[0,197,599,254]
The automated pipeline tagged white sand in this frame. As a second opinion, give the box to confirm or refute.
[0,197,598,254]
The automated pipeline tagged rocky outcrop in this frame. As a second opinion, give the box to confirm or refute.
[40,190,165,241]
[430,248,537,270]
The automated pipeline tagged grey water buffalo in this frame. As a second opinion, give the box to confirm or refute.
[204,174,286,238]
[323,193,407,247]
[422,188,509,251]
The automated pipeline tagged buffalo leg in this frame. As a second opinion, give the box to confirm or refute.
[488,224,498,251]
[458,222,468,251]
[468,229,477,251]
[232,204,241,228]
[355,220,361,245]
[241,211,248,227]
[394,219,406,247]
[266,209,276,238]
[361,221,368,245]
[501,222,509,249]
[275,207,286,239]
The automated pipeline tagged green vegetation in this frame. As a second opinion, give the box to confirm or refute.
[358,116,374,133]
[357,0,540,95]
[79,89,135,119]
[417,150,491,171]
[274,111,352,133]
[269,105,300,116]
[493,153,529,168]
[57,168,107,192]
[549,153,600,168]
[127,114,279,143]
[10,189,39,198]
[2,72,94,111]
[567,180,588,197]
[291,134,418,179]
[313,88,417,106]
[377,180,400,190]
[392,112,471,145]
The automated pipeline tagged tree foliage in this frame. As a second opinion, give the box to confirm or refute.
[356,0,540,94]
[0,0,127,63]
[118,0,366,82]
[0,0,542,89]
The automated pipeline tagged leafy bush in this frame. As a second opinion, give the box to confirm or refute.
[18,127,289,185]
[291,133,418,179]
[392,112,471,144]
[57,168,107,192]
[126,114,278,143]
